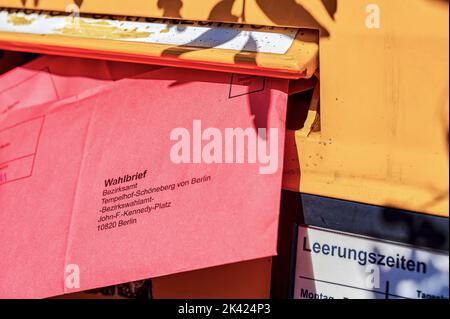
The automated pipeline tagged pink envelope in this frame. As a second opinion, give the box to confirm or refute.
[0,55,158,113]
[0,66,288,298]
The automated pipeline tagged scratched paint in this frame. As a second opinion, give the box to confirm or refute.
[0,9,297,54]
[55,18,152,39]
[7,14,35,25]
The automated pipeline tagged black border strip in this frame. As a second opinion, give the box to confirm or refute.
[288,224,299,299]
[299,193,449,252]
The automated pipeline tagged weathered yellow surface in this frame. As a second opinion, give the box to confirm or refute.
[55,18,152,39]
[7,13,34,25]
[0,0,336,29]
[0,28,319,78]
[0,0,448,216]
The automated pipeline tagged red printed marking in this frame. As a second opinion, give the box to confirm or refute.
[0,116,45,186]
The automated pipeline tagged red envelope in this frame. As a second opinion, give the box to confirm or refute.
[0,55,158,113]
[0,66,288,298]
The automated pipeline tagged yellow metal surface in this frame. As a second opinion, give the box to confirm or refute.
[0,0,448,216]
[285,0,448,217]
[0,0,335,30]
[152,258,272,299]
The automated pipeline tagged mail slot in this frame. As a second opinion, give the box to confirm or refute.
[0,6,319,79]
[0,0,448,300]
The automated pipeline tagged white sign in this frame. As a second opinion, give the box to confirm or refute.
[0,9,296,54]
[294,226,449,299]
